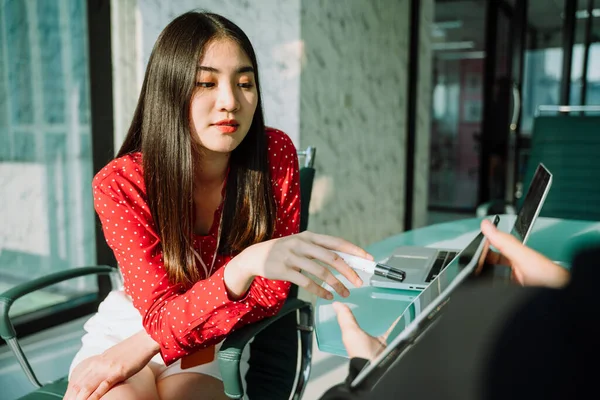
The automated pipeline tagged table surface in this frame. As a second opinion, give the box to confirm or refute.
[314,215,600,357]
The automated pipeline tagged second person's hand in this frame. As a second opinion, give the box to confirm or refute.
[481,219,570,288]
[333,302,387,361]
[225,231,372,299]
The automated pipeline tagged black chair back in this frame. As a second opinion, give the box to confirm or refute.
[245,146,317,399]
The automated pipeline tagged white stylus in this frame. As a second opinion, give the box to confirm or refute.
[333,251,406,282]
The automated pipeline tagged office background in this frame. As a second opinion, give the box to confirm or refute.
[2,0,599,398]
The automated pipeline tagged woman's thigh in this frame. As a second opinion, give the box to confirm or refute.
[100,366,159,400]
[157,373,229,400]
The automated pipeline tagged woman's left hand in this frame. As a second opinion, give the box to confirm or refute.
[64,330,159,400]
[333,302,387,361]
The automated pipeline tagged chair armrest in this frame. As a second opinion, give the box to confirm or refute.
[0,265,115,340]
[218,298,313,399]
[0,265,115,388]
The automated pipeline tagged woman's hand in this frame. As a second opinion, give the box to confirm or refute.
[333,302,386,360]
[481,219,570,288]
[64,330,160,400]
[225,231,372,299]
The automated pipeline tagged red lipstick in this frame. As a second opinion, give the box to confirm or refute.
[213,119,239,134]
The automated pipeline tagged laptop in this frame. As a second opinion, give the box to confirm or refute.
[350,214,499,390]
[370,163,553,291]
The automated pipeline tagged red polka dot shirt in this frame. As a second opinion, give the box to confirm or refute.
[92,128,299,365]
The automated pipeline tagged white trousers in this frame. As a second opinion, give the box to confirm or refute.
[69,290,251,384]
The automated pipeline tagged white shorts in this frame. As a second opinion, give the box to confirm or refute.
[69,290,251,384]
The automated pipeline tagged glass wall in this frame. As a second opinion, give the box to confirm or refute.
[585,43,600,104]
[428,0,600,220]
[520,1,564,136]
[0,0,97,317]
[575,1,600,106]
[429,0,487,211]
[522,0,600,134]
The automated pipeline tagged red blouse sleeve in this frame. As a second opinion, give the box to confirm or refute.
[92,129,300,365]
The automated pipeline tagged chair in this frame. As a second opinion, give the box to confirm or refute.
[0,267,117,399]
[477,108,600,221]
[296,146,316,233]
[219,146,317,399]
[0,146,318,400]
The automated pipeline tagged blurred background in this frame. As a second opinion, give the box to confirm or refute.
[1,0,599,398]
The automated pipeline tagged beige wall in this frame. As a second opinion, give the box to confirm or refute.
[300,0,433,247]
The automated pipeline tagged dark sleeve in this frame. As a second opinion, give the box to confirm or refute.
[564,246,600,307]
[319,358,369,400]
[483,245,600,400]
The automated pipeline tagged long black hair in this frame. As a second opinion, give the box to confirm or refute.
[118,11,276,286]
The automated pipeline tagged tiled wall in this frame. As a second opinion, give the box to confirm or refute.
[299,0,411,247]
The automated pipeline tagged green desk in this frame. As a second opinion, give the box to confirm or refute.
[315,215,600,357]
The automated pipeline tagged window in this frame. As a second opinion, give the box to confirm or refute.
[0,0,97,319]
[584,43,600,104]
[521,47,563,135]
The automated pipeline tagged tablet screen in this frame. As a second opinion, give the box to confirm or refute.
[511,163,552,243]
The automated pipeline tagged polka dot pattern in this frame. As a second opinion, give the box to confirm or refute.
[92,128,299,365]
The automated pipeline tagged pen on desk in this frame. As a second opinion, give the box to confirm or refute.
[333,251,406,282]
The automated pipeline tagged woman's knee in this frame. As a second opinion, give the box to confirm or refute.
[157,372,229,400]
[100,367,159,400]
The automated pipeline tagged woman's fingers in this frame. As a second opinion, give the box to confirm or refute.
[75,372,107,400]
[64,375,85,399]
[285,270,335,299]
[66,362,115,400]
[64,386,75,400]
[301,231,373,260]
[293,241,363,288]
[88,379,112,400]
[289,254,350,297]
[72,380,95,400]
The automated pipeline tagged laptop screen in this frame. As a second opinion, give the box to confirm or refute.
[511,163,552,243]
[351,215,498,390]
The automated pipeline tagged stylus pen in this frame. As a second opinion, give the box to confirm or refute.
[333,251,406,282]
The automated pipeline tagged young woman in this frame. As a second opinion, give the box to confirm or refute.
[65,11,368,400]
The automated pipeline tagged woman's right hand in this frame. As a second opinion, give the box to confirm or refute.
[64,330,159,400]
[225,231,372,299]
[481,219,570,288]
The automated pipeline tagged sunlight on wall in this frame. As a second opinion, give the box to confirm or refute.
[0,163,50,257]
[309,175,334,215]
